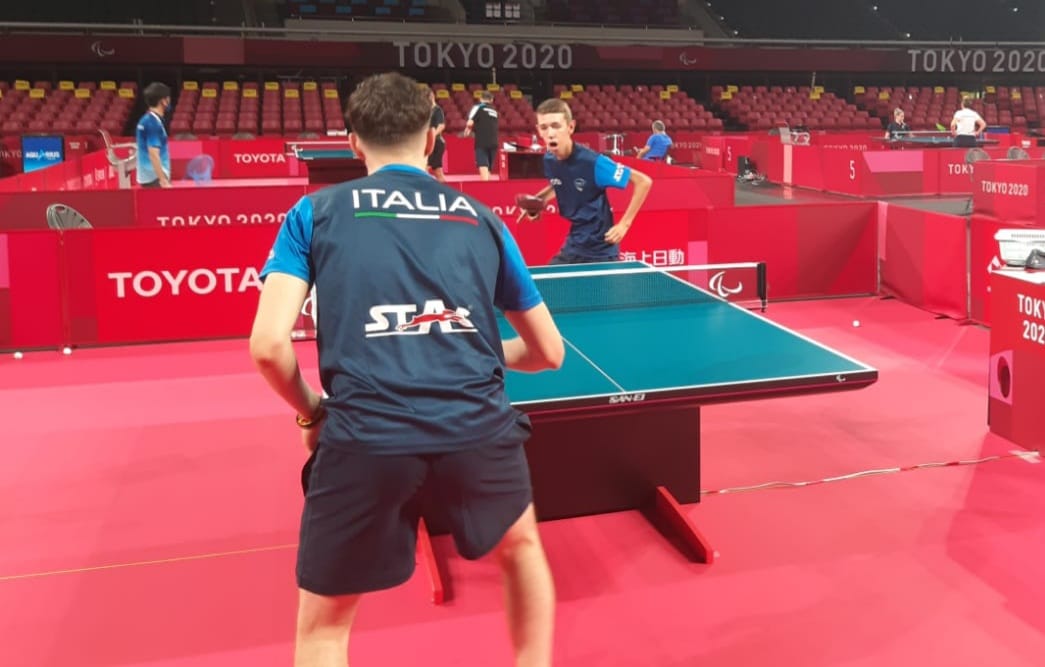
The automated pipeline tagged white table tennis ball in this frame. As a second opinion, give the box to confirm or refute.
[13,351,23,360]
[852,320,861,328]
[62,346,72,355]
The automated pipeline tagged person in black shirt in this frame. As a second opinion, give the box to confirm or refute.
[464,90,499,181]
[424,86,447,182]
[885,107,910,140]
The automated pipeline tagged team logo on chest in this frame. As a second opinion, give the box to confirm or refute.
[574,178,586,191]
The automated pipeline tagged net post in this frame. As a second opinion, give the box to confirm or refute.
[756,262,768,311]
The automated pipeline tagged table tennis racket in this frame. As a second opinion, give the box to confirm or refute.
[515,193,544,223]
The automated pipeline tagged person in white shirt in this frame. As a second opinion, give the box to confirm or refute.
[950,98,986,148]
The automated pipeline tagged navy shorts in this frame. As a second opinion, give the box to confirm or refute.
[475,146,497,169]
[549,250,620,265]
[427,139,445,170]
[296,423,533,596]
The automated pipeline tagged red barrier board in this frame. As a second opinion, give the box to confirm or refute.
[973,160,1045,224]
[706,203,878,298]
[0,231,65,349]
[968,214,1023,326]
[0,190,135,230]
[0,201,881,351]
[702,135,751,174]
[879,205,968,319]
[134,185,306,228]
[988,269,1045,450]
[62,226,278,346]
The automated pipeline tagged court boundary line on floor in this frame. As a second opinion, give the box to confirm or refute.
[0,543,297,582]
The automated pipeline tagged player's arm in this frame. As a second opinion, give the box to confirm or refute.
[249,198,323,421]
[463,104,479,136]
[950,115,959,135]
[975,115,987,135]
[605,168,653,244]
[250,273,321,418]
[496,223,564,372]
[503,304,564,372]
[535,183,556,203]
[433,120,446,138]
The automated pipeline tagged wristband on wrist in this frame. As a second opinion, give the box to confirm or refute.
[295,403,326,429]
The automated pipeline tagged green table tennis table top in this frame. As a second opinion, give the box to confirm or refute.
[294,148,358,160]
[503,262,877,412]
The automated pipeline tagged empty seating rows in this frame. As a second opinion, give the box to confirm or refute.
[855,85,1039,131]
[168,81,346,138]
[552,84,722,132]
[712,85,881,131]
[0,80,136,136]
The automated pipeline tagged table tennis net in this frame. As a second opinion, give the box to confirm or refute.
[529,263,766,314]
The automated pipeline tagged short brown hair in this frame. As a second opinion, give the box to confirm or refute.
[535,98,573,121]
[347,72,431,146]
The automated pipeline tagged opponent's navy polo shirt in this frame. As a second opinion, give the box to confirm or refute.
[543,144,631,260]
[261,165,543,454]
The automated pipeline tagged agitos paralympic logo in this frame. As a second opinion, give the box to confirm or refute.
[365,299,476,338]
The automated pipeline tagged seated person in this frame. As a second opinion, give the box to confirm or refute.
[636,120,673,161]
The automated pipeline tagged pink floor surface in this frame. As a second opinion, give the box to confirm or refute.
[1,296,1042,666]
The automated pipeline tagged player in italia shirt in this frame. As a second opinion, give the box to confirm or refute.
[249,72,562,667]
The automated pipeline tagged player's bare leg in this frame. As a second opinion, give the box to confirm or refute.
[495,503,555,667]
[294,590,362,667]
[431,167,446,183]
[479,166,491,181]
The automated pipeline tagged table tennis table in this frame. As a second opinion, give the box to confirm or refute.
[876,133,999,149]
[286,141,367,184]
[416,261,878,602]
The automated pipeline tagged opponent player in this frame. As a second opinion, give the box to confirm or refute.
[524,98,652,264]
[250,72,564,667]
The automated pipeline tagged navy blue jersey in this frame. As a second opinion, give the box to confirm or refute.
[261,165,543,455]
[543,145,631,260]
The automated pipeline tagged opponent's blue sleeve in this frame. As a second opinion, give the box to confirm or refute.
[594,154,631,190]
[495,223,543,312]
[260,197,314,284]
